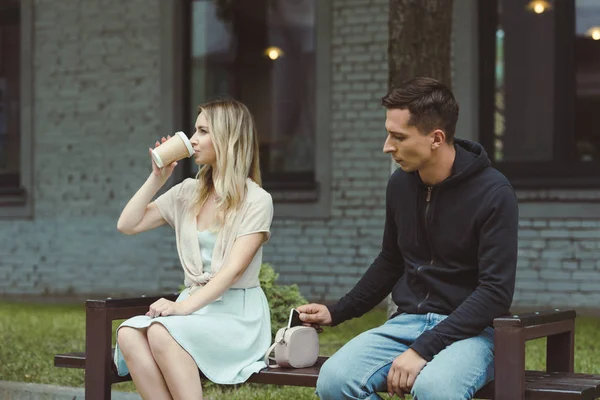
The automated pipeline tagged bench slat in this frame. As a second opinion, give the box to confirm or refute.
[54,352,326,387]
[247,357,327,387]
[54,352,85,369]
[54,352,600,399]
[524,371,600,400]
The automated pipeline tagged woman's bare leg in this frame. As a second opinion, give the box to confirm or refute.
[147,323,203,400]
[117,326,173,400]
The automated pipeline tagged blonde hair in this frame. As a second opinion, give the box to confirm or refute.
[194,99,261,228]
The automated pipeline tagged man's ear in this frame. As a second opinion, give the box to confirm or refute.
[431,129,446,149]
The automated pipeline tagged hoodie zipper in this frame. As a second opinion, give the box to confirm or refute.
[417,186,434,312]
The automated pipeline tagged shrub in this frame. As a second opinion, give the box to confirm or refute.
[259,263,307,338]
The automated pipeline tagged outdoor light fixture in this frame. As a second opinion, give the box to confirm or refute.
[526,0,552,14]
[586,26,600,41]
[264,46,284,60]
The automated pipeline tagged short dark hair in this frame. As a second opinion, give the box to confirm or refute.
[381,77,459,142]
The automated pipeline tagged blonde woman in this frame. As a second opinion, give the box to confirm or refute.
[114,99,273,400]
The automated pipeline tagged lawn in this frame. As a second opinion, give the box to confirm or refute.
[1,301,600,400]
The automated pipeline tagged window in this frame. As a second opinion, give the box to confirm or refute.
[185,0,331,206]
[0,0,32,216]
[0,1,20,191]
[479,0,600,187]
[574,0,600,163]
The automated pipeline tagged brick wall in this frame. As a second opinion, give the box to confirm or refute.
[0,0,390,300]
[514,219,600,308]
[264,0,390,302]
[2,0,600,311]
[0,0,182,297]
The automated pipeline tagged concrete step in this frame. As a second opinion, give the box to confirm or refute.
[0,380,142,400]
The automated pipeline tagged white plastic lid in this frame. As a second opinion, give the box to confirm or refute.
[151,149,164,168]
[175,131,194,157]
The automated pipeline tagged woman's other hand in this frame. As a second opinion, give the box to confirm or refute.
[146,297,191,318]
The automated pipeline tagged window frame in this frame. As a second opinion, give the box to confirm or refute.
[478,0,600,189]
[0,0,33,217]
[180,0,331,217]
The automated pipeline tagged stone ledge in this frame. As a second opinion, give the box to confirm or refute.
[517,189,600,202]
[0,380,141,400]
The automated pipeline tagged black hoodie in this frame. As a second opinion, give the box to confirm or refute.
[327,139,519,361]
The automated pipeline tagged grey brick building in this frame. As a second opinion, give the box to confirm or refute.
[1,0,599,310]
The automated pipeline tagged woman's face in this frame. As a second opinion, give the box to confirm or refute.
[190,113,217,167]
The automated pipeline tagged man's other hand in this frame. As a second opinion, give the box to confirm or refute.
[296,303,333,331]
[387,348,427,399]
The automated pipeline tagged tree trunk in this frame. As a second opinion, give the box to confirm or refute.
[386,0,454,317]
[388,0,454,89]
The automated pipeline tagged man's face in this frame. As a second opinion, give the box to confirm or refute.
[383,109,434,172]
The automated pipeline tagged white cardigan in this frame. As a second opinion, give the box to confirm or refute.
[154,177,273,290]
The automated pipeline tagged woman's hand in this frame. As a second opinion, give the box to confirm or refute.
[149,135,178,181]
[146,297,191,318]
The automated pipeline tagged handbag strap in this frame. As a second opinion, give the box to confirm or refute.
[263,341,280,368]
[264,327,292,368]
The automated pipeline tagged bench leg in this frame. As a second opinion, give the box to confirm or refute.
[546,318,575,373]
[85,306,112,400]
[493,326,526,400]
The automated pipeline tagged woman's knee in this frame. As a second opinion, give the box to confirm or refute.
[117,327,146,355]
[146,323,174,357]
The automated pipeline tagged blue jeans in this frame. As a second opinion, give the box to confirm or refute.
[316,313,494,400]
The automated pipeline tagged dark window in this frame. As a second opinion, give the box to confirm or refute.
[574,0,600,163]
[0,0,20,191]
[479,0,600,187]
[185,0,317,191]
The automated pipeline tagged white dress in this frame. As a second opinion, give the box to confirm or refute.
[113,230,272,384]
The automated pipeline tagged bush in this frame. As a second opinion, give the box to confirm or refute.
[259,263,307,338]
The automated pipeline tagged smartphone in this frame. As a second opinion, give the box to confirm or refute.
[287,308,302,328]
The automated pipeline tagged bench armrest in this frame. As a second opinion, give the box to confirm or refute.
[493,309,576,328]
[86,293,179,321]
[492,309,576,400]
[84,292,179,392]
[86,293,179,310]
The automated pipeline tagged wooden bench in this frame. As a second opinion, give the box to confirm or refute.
[54,294,600,400]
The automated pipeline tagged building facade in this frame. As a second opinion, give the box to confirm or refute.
[1,0,599,309]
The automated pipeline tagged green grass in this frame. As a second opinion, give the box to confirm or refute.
[0,301,385,399]
[1,301,600,400]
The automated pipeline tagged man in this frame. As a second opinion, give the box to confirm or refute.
[298,77,518,400]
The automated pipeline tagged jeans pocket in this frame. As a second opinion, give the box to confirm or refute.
[428,312,448,326]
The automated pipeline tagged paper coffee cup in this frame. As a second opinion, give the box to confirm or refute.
[151,131,194,168]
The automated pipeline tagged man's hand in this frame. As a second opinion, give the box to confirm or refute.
[296,303,332,332]
[146,298,190,318]
[387,348,427,399]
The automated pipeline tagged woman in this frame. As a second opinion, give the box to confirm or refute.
[115,99,273,400]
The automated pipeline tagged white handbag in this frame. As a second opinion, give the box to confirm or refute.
[263,326,319,368]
